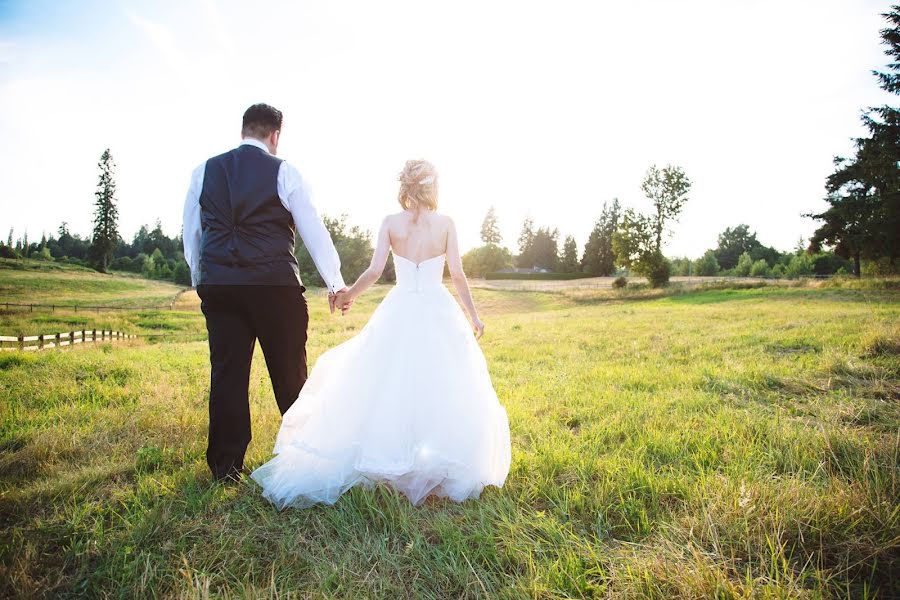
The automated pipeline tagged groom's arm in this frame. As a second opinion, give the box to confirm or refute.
[182,163,205,287]
[277,161,346,294]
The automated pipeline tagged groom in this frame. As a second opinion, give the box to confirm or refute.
[182,103,349,482]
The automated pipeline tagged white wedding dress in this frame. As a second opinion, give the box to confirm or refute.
[250,252,512,509]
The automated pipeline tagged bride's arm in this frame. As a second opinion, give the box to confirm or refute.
[446,218,485,339]
[341,218,391,307]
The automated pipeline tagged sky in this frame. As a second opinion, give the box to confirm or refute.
[0,0,895,258]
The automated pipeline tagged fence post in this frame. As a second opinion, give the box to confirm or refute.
[69,331,74,347]
[18,335,23,351]
[92,329,96,342]
[38,334,43,350]
[55,333,61,349]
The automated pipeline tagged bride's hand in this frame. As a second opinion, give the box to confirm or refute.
[472,317,485,339]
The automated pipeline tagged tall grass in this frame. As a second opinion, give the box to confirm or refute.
[0,275,897,598]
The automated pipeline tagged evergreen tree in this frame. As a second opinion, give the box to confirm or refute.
[809,6,900,274]
[22,231,28,258]
[89,149,120,272]
[480,207,502,245]
[6,229,12,249]
[581,199,620,275]
[560,235,579,273]
[531,227,560,271]
[516,217,535,268]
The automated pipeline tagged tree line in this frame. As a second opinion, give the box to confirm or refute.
[0,149,855,291]
[463,180,854,287]
[0,148,393,287]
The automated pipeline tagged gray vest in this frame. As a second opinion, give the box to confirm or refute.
[198,145,301,287]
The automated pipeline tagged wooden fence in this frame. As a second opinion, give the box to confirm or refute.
[1,301,175,313]
[0,330,137,352]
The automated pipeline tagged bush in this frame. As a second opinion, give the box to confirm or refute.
[462,244,513,278]
[861,257,900,277]
[0,245,19,259]
[693,250,719,276]
[785,253,813,279]
[749,259,769,277]
[612,276,627,289]
[645,253,671,288]
[110,256,133,271]
[734,252,754,277]
[173,262,192,286]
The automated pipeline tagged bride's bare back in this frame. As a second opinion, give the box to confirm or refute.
[341,207,484,338]
[386,210,450,264]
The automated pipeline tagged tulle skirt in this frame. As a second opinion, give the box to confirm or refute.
[250,284,511,509]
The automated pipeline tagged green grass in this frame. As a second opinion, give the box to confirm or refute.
[0,272,898,598]
[0,259,200,340]
[0,259,185,307]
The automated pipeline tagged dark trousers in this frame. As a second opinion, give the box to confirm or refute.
[197,284,309,480]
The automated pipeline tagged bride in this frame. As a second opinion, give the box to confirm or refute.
[251,159,512,509]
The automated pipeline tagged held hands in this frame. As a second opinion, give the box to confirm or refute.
[472,317,485,340]
[329,288,353,316]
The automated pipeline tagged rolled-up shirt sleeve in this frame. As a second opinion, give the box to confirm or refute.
[182,163,205,287]
[278,161,346,293]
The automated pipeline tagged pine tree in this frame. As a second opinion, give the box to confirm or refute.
[89,149,120,272]
[480,207,502,245]
[581,199,620,276]
[809,6,900,273]
[516,217,535,268]
[6,228,12,249]
[560,235,579,273]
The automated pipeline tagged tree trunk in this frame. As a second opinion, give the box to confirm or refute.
[853,252,861,278]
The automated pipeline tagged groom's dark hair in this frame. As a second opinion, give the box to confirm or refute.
[242,103,283,139]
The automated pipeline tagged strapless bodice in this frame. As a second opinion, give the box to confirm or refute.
[393,253,446,293]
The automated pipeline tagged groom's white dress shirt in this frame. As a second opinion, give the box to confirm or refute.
[182,138,346,293]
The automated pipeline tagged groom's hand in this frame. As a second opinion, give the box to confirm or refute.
[329,287,352,316]
[335,289,353,316]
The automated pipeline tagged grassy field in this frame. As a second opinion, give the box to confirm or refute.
[0,262,898,598]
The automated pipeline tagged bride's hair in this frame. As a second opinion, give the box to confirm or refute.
[398,160,438,219]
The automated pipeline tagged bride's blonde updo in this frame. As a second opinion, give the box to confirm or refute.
[398,159,438,219]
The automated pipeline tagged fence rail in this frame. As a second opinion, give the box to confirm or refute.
[0,330,137,352]
[1,301,176,313]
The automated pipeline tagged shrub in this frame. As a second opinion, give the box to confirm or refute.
[173,262,192,286]
[462,244,513,278]
[785,253,813,279]
[110,256,133,271]
[734,252,754,277]
[693,250,719,276]
[645,253,671,287]
[612,276,627,289]
[749,259,770,277]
